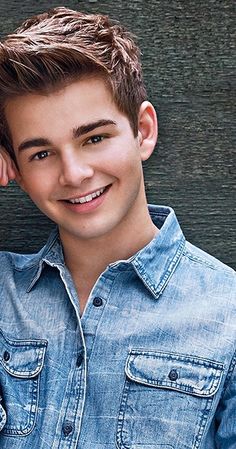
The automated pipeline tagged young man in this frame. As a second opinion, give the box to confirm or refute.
[0,7,235,449]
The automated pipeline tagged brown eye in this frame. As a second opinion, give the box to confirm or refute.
[33,150,49,160]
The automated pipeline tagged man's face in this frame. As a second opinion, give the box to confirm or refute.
[5,78,154,243]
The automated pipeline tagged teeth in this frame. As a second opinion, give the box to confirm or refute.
[68,187,105,204]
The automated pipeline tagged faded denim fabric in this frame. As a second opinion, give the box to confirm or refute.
[0,205,235,449]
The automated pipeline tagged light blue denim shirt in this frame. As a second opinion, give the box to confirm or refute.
[0,205,235,449]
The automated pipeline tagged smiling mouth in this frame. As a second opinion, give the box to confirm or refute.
[63,185,111,205]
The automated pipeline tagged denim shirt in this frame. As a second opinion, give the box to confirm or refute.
[0,205,235,449]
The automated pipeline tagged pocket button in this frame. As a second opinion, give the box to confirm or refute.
[168,369,178,381]
[3,351,10,362]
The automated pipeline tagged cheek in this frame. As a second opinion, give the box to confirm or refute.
[18,162,56,192]
[19,172,51,199]
[102,145,141,174]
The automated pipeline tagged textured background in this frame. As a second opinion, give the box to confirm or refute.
[0,0,235,269]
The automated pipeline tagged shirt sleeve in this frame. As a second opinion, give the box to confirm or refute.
[215,351,236,448]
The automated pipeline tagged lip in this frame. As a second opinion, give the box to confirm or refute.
[60,184,111,213]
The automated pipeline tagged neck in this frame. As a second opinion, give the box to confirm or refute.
[61,205,158,280]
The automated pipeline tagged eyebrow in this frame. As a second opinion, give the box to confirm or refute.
[18,119,117,152]
[73,119,116,139]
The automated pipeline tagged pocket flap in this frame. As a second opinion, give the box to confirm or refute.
[0,330,47,378]
[125,350,224,397]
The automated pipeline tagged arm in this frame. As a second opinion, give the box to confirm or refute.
[0,147,16,186]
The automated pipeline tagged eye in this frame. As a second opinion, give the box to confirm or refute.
[31,150,50,161]
[86,135,105,145]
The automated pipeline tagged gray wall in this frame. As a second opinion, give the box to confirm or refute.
[0,0,235,269]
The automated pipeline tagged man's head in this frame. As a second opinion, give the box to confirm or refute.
[0,6,147,162]
[0,7,157,244]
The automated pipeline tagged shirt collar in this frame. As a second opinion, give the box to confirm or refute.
[26,205,185,295]
[130,205,185,299]
[25,228,64,292]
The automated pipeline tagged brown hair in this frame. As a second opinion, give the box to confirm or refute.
[0,6,147,160]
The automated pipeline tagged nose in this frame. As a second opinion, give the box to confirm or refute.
[59,151,94,187]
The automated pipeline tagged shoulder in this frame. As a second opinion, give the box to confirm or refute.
[0,248,43,278]
[179,240,235,299]
[0,228,58,276]
[183,241,235,276]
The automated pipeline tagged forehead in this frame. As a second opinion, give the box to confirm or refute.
[4,77,122,147]
[5,77,115,120]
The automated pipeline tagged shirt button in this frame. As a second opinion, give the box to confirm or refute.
[76,353,83,368]
[62,421,74,436]
[168,369,178,381]
[93,297,103,307]
[3,351,10,362]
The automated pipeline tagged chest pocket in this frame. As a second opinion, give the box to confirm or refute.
[117,350,224,449]
[0,330,47,436]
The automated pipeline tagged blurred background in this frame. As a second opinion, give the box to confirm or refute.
[0,0,235,269]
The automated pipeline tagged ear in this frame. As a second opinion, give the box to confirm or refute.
[137,101,158,161]
[0,146,25,189]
